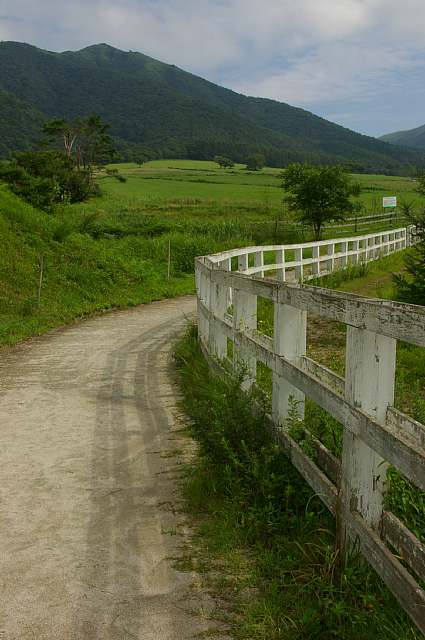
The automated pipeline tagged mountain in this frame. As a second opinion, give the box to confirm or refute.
[0,90,46,157]
[0,41,424,173]
[380,124,425,152]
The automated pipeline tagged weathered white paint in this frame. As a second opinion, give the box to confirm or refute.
[195,223,425,633]
[341,327,396,542]
[204,226,414,282]
[238,253,248,272]
[232,287,257,390]
[254,250,265,279]
[272,302,307,425]
[209,276,228,360]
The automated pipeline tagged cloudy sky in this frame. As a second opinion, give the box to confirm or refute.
[1,0,424,137]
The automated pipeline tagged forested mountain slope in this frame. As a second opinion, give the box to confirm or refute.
[1,41,424,172]
[381,124,425,152]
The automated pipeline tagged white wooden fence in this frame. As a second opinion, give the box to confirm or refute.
[195,226,425,634]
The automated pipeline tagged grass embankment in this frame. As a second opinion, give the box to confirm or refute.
[0,182,302,347]
[0,187,197,345]
[174,253,424,639]
[87,160,424,241]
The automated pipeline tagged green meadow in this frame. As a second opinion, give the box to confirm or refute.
[1,159,423,347]
[100,159,424,220]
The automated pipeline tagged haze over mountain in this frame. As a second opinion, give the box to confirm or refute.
[0,41,424,173]
[380,125,425,152]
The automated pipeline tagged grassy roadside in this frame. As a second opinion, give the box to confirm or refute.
[0,187,197,346]
[173,253,424,639]
[174,325,423,639]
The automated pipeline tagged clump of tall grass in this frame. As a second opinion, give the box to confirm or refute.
[309,262,369,288]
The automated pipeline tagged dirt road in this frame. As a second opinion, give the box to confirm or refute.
[0,296,225,639]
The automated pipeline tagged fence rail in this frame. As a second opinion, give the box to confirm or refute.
[195,225,425,634]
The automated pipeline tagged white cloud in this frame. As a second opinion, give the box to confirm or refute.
[232,42,416,106]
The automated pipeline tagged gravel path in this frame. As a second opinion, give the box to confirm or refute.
[0,296,226,639]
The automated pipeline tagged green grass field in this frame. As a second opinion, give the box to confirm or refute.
[1,159,423,348]
[100,159,424,221]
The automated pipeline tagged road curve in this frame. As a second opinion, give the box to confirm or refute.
[0,296,225,640]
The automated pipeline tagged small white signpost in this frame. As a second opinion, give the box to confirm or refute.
[383,196,397,208]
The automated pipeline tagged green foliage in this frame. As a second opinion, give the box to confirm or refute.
[0,115,120,211]
[398,197,417,218]
[282,163,362,239]
[245,153,265,171]
[309,263,369,289]
[174,326,422,639]
[416,173,425,196]
[130,144,158,165]
[0,187,199,345]
[0,89,45,156]
[214,155,234,168]
[1,159,424,347]
[386,469,425,542]
[43,114,117,177]
[395,211,425,305]
[0,151,94,210]
[0,42,424,173]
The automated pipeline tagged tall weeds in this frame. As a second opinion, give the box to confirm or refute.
[174,325,422,639]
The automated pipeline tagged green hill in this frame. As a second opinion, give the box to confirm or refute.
[0,41,424,173]
[380,124,425,152]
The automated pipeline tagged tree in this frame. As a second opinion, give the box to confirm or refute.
[0,150,92,210]
[415,171,425,195]
[0,115,118,211]
[133,146,157,166]
[214,155,234,169]
[394,210,425,305]
[43,115,116,173]
[245,153,265,171]
[282,163,361,240]
[43,118,79,158]
[395,173,425,305]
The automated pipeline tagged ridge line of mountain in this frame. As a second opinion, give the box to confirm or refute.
[0,40,424,173]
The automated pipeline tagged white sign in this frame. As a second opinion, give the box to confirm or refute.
[383,196,397,208]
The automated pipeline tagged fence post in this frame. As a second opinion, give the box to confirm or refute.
[238,253,248,272]
[276,249,285,281]
[339,326,396,553]
[233,288,257,391]
[209,270,228,360]
[382,233,389,255]
[197,266,211,348]
[272,302,307,425]
[312,245,320,276]
[340,242,348,268]
[327,243,335,273]
[254,250,264,278]
[220,257,233,308]
[294,248,303,281]
[352,240,359,264]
